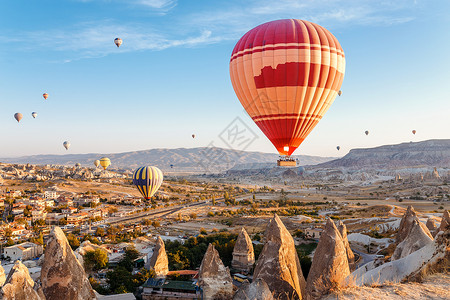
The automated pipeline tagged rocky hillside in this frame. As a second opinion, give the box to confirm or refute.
[315,139,450,169]
[0,148,335,173]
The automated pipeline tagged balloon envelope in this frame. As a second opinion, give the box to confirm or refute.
[14,113,23,123]
[63,141,70,150]
[94,160,100,168]
[192,134,195,138]
[114,38,122,47]
[43,93,48,100]
[100,157,111,170]
[230,19,345,156]
[75,163,81,167]
[32,112,37,118]
[412,130,416,135]
[133,166,163,200]
[337,146,340,151]
[338,90,343,96]
[365,131,369,136]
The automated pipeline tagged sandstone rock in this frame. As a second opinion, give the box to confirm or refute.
[198,243,233,300]
[306,218,350,300]
[147,236,169,276]
[434,210,450,237]
[337,220,356,271]
[41,226,97,300]
[426,218,438,232]
[253,214,306,300]
[232,227,255,272]
[0,262,5,286]
[233,278,274,300]
[396,206,432,244]
[432,167,440,179]
[392,219,434,260]
[2,261,43,300]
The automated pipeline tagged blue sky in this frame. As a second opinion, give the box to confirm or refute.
[0,0,449,157]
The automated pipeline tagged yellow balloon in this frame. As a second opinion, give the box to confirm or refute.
[99,157,111,170]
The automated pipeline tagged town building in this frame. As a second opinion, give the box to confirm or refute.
[3,242,43,261]
[141,278,201,300]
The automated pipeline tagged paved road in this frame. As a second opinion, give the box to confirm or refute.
[352,248,378,267]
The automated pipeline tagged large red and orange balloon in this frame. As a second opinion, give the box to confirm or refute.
[230,19,345,156]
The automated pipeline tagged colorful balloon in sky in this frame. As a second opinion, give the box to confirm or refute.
[43,93,48,100]
[229,19,345,156]
[94,160,100,168]
[337,146,340,151]
[14,113,23,123]
[132,166,163,200]
[100,157,111,170]
[338,90,343,96]
[192,134,195,138]
[114,38,122,47]
[32,112,37,119]
[412,130,416,135]
[365,130,369,136]
[63,141,70,150]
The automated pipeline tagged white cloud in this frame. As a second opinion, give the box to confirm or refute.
[136,0,176,10]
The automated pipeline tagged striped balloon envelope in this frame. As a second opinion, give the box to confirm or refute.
[230,19,345,156]
[132,166,163,200]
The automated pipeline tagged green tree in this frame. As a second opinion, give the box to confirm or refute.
[67,233,80,250]
[84,248,108,271]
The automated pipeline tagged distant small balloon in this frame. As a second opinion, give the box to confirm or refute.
[63,141,70,150]
[170,164,174,169]
[114,38,122,47]
[32,112,38,119]
[75,163,81,167]
[94,160,100,168]
[43,93,48,100]
[412,130,416,135]
[338,90,342,96]
[14,113,23,123]
[192,134,195,138]
[365,130,369,136]
[337,146,340,151]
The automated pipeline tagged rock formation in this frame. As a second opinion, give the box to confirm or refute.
[432,167,440,179]
[41,227,97,300]
[396,206,432,244]
[306,219,350,300]
[198,243,233,300]
[337,220,356,271]
[426,218,438,232]
[392,219,434,260]
[1,261,43,300]
[147,236,169,276]
[253,214,306,300]
[434,210,449,237]
[233,278,274,300]
[0,263,6,287]
[232,227,255,272]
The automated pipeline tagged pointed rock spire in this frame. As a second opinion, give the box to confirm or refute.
[396,206,432,244]
[392,219,434,260]
[198,244,233,300]
[232,227,255,272]
[233,278,274,300]
[147,236,169,276]
[337,220,356,271]
[2,261,43,300]
[434,210,450,237]
[0,262,5,287]
[253,214,306,300]
[41,227,97,300]
[306,218,350,300]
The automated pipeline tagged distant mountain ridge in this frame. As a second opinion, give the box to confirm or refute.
[314,139,450,169]
[0,147,336,173]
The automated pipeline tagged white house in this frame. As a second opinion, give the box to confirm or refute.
[4,242,43,261]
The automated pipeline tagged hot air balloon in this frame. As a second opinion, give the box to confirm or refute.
[338,90,343,96]
[63,141,70,150]
[412,130,416,135]
[75,163,81,167]
[192,134,195,138]
[229,19,345,163]
[43,93,48,100]
[94,160,100,168]
[365,131,369,136]
[337,146,340,151]
[32,112,37,119]
[14,113,23,123]
[114,38,122,47]
[170,164,174,169]
[99,157,111,170]
[132,166,163,200]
